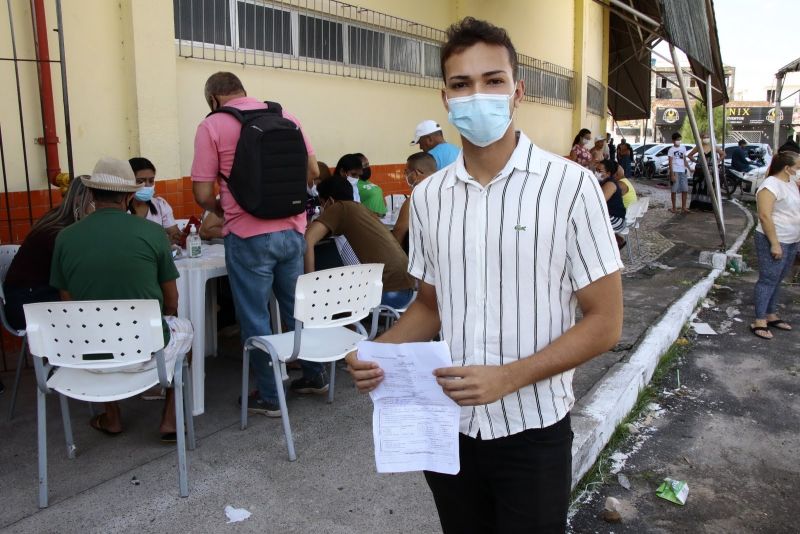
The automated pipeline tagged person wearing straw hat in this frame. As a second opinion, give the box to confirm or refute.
[50,157,193,442]
[411,119,460,170]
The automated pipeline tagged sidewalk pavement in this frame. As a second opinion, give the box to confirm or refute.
[0,180,751,533]
[568,236,800,533]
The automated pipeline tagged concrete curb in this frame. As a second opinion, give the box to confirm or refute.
[570,201,755,488]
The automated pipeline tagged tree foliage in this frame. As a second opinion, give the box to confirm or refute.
[678,101,729,143]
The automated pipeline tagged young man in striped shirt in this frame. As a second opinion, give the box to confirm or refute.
[347,17,624,533]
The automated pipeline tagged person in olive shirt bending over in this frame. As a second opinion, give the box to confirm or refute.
[304,177,415,309]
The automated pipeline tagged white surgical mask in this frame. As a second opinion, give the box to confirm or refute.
[583,138,592,147]
[134,186,155,202]
[447,88,515,147]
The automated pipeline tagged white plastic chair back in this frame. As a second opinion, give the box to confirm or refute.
[625,200,642,225]
[24,299,165,370]
[294,264,383,328]
[0,244,20,283]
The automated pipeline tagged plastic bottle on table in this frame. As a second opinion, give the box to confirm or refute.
[187,223,202,258]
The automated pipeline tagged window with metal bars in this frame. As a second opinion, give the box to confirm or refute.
[171,0,575,106]
[587,76,605,116]
[237,2,292,54]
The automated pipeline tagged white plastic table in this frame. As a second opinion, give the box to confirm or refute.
[175,244,227,415]
[175,243,284,416]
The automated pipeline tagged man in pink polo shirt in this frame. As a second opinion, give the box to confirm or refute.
[191,72,325,417]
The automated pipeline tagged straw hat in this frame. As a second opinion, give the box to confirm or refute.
[81,157,142,192]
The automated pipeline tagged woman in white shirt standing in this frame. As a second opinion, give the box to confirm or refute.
[128,157,181,244]
[751,151,800,340]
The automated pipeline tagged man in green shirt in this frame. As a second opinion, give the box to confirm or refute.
[50,157,193,442]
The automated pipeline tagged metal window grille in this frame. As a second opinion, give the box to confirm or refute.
[518,56,575,109]
[587,76,605,115]
[172,0,575,106]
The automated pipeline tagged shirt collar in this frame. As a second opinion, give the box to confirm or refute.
[445,131,541,189]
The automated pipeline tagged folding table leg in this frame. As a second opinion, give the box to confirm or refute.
[37,389,48,508]
[58,395,76,459]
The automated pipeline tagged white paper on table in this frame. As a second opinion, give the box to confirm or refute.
[358,340,460,475]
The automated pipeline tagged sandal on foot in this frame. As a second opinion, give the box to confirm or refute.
[767,319,792,331]
[749,325,772,340]
[90,414,122,436]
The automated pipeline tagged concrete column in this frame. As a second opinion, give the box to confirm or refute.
[571,0,587,136]
[123,0,181,177]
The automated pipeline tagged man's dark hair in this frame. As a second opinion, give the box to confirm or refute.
[90,188,130,204]
[204,72,246,104]
[407,152,437,175]
[738,139,747,146]
[671,132,682,141]
[317,176,354,202]
[598,159,619,176]
[129,157,156,174]
[333,154,364,176]
[440,17,518,81]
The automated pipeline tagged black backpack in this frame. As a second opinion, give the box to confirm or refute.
[211,101,308,219]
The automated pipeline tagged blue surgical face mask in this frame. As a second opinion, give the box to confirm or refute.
[135,185,155,202]
[447,88,515,147]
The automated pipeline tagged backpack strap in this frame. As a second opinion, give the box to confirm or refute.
[209,106,247,123]
[264,101,282,115]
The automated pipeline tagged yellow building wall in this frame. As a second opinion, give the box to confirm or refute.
[0,0,606,194]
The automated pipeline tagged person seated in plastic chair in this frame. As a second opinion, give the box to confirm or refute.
[304,177,416,309]
[4,177,95,330]
[49,157,193,443]
[392,152,437,254]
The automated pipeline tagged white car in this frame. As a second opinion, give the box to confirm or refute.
[641,143,695,177]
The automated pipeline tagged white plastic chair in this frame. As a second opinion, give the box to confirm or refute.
[24,299,195,508]
[617,201,642,263]
[376,289,418,331]
[241,264,384,461]
[0,244,28,420]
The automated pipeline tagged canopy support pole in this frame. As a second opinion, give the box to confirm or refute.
[671,44,726,249]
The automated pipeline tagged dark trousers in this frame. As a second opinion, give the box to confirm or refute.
[424,414,573,534]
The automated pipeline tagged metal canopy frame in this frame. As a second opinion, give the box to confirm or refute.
[772,56,800,152]
[596,0,729,249]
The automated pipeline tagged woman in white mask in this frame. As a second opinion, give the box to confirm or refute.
[128,157,181,244]
[569,128,594,169]
[750,151,800,340]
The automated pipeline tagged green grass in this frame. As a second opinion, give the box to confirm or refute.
[570,332,691,504]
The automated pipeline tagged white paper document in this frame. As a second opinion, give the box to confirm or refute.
[358,340,460,475]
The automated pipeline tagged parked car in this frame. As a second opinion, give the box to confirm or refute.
[640,143,696,177]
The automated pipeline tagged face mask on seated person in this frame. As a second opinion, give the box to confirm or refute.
[134,186,155,202]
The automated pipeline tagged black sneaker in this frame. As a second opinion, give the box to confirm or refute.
[290,374,329,395]
[239,392,281,418]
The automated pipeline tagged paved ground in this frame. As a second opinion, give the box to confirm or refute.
[0,178,751,533]
[569,238,800,533]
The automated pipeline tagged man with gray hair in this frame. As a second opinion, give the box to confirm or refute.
[191,72,325,417]
[50,157,193,441]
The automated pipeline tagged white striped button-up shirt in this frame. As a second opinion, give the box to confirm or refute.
[408,132,623,439]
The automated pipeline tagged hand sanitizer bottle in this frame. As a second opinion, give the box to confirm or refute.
[187,224,202,258]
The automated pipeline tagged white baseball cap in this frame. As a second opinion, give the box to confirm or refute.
[411,120,442,144]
